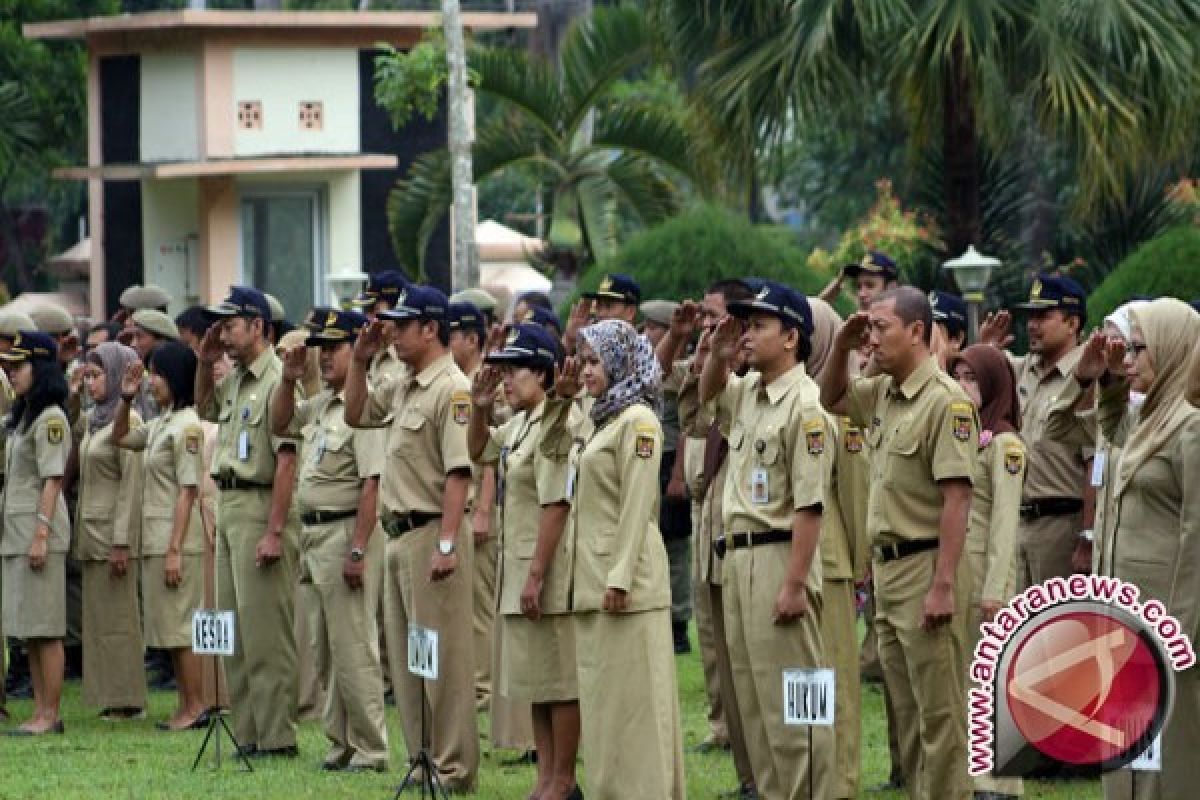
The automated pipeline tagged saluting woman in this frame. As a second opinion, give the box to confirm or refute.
[114,341,210,731]
[568,319,685,800]
[1,332,72,735]
[468,323,580,800]
[74,342,147,719]
[948,344,1026,799]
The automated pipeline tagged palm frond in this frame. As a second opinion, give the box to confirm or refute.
[470,46,565,143]
[559,6,656,134]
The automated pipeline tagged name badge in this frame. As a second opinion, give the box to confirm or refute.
[565,463,577,499]
[237,430,250,461]
[1090,450,1106,488]
[783,667,835,727]
[750,468,769,505]
[314,431,327,464]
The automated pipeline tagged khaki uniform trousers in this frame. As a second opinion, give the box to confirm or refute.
[1102,665,1200,800]
[296,579,326,720]
[723,542,833,799]
[382,520,479,791]
[691,498,727,744]
[1016,512,1081,590]
[215,488,299,750]
[473,534,496,709]
[861,579,905,783]
[821,578,861,799]
[81,561,147,710]
[200,510,229,709]
[874,548,971,800]
[575,608,686,800]
[302,517,389,770]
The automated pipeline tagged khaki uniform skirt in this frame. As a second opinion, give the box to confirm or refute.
[81,561,146,709]
[498,612,577,703]
[2,553,66,639]
[142,553,204,649]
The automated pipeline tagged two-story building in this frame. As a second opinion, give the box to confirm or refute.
[25,9,535,319]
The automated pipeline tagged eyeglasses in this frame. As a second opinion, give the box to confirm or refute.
[1129,342,1149,356]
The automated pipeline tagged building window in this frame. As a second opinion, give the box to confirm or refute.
[238,100,262,130]
[239,187,326,323]
[298,101,323,131]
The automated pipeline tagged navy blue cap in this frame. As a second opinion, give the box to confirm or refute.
[583,273,641,304]
[303,308,369,345]
[0,331,58,364]
[1016,272,1087,317]
[929,290,968,337]
[378,285,448,322]
[843,251,898,281]
[485,323,562,369]
[1190,298,1200,314]
[515,305,562,334]
[728,279,814,336]
[448,301,486,332]
[207,286,271,320]
[353,270,410,308]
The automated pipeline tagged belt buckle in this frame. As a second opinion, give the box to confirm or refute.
[714,536,727,560]
[879,542,898,562]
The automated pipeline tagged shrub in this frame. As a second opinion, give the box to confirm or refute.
[1087,225,1200,327]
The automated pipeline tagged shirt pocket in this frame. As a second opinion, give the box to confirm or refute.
[590,525,616,556]
[392,409,429,456]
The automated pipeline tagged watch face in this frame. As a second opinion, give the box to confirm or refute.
[350,549,364,562]
[438,539,454,556]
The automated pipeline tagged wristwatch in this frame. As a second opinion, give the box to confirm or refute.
[437,538,456,556]
[349,547,365,563]
[1078,529,1095,543]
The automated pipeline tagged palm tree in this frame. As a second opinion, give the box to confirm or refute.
[385,6,704,277]
[651,0,1200,256]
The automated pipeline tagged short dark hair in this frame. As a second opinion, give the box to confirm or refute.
[8,360,68,433]
[520,292,552,311]
[175,306,213,339]
[88,321,121,342]
[431,318,450,347]
[874,286,933,345]
[706,279,755,305]
[148,341,198,409]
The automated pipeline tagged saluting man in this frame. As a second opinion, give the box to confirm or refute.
[343,285,479,793]
[699,280,836,799]
[272,308,389,773]
[195,286,301,758]
[822,286,977,800]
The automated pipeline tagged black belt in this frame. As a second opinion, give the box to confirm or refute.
[874,539,939,563]
[216,476,272,491]
[714,530,791,559]
[1019,497,1083,521]
[382,511,442,538]
[301,509,357,526]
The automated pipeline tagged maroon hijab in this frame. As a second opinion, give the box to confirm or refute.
[948,344,1020,436]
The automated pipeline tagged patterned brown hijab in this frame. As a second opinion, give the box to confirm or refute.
[947,344,1019,436]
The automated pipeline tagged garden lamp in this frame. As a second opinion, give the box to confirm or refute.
[326,270,369,309]
[943,245,999,342]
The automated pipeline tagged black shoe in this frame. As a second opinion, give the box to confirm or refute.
[155,710,211,732]
[6,679,31,700]
[565,787,584,800]
[689,737,730,754]
[254,745,299,759]
[236,743,258,757]
[869,777,905,792]
[498,749,537,766]
[671,620,692,654]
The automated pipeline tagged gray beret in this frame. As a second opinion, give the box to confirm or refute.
[0,310,36,339]
[119,284,171,311]
[449,288,497,313]
[30,304,75,336]
[639,300,679,328]
[132,309,180,341]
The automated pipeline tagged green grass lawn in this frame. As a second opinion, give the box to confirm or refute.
[0,629,1103,799]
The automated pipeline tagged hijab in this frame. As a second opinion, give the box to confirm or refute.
[1115,298,1200,497]
[86,341,140,432]
[579,319,662,423]
[1104,300,1148,342]
[947,344,1020,438]
[805,297,842,388]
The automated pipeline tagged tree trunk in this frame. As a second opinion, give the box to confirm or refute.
[443,0,478,292]
[942,34,982,256]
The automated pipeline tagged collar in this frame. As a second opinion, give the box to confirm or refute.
[1032,342,1083,380]
[893,356,938,400]
[756,362,809,405]
[242,345,275,380]
[411,352,456,388]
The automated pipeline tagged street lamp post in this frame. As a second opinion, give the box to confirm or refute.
[942,245,999,343]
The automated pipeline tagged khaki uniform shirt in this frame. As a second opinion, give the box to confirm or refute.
[1009,346,1093,500]
[1,406,71,555]
[478,399,572,615]
[968,431,1026,603]
[119,407,207,557]
[566,403,669,613]
[710,364,832,595]
[356,352,472,515]
[846,356,978,544]
[288,389,382,514]
[831,416,870,581]
[74,415,143,560]
[201,347,292,484]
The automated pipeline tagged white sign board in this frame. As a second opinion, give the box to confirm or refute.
[192,610,236,656]
[1131,732,1162,771]
[408,624,439,681]
[783,667,835,727]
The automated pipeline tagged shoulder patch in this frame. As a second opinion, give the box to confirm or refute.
[951,403,974,442]
[806,426,825,456]
[636,431,655,459]
[950,402,974,415]
[46,418,65,445]
[1004,446,1024,475]
[450,390,471,425]
[635,422,658,434]
[843,425,864,454]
